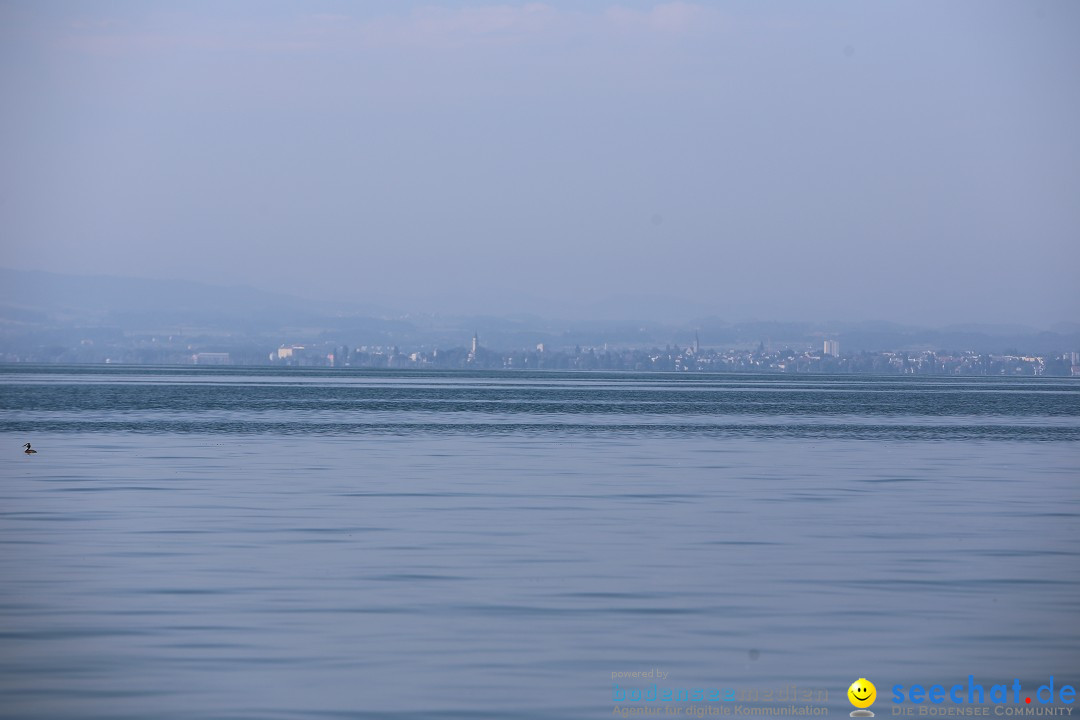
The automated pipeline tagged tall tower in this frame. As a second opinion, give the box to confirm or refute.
[471,332,479,356]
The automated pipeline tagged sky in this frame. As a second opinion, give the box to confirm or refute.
[1,1,1078,326]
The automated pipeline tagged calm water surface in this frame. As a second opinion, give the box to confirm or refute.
[1,367,1078,719]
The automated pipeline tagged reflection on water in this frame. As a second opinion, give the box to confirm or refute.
[1,368,1077,718]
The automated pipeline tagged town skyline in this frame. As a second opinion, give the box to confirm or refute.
[2,268,1077,374]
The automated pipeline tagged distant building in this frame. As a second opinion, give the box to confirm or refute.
[271,345,306,362]
[823,340,840,357]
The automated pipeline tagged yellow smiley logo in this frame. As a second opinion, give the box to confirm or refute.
[848,678,877,709]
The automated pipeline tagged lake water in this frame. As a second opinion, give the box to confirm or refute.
[1,367,1078,719]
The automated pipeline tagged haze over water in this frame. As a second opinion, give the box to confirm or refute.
[1,367,1078,718]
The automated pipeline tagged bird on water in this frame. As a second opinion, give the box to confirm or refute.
[23,443,37,455]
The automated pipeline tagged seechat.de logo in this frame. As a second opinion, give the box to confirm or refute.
[891,676,1076,709]
[849,678,877,717]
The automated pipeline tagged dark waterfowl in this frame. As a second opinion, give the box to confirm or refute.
[23,443,37,455]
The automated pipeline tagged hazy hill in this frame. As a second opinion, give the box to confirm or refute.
[1,268,1077,356]
[0,267,402,333]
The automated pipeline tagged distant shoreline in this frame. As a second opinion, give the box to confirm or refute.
[1,359,1076,378]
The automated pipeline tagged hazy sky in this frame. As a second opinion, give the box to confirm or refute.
[1,1,1077,325]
